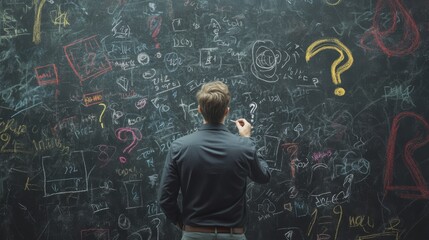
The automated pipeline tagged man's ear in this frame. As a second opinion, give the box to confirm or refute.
[198,105,202,113]
[225,107,230,116]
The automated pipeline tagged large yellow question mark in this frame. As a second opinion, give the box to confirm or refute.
[305,38,354,97]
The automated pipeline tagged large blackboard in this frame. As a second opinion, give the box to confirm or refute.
[1,0,429,239]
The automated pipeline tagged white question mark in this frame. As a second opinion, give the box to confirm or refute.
[249,102,257,123]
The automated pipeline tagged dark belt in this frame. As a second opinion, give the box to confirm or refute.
[184,225,244,234]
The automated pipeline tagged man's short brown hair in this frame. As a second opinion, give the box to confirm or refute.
[196,81,230,124]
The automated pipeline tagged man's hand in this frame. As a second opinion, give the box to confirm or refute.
[234,118,252,137]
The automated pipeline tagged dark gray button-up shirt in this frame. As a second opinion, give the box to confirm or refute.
[159,123,271,227]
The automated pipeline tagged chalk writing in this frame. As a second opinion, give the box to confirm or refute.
[83,91,103,106]
[42,151,88,196]
[64,35,112,83]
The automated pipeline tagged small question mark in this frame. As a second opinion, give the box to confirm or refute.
[249,102,257,123]
[98,103,107,128]
[305,38,354,96]
[115,128,142,164]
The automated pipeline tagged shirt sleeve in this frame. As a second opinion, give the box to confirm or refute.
[247,138,271,184]
[158,147,182,226]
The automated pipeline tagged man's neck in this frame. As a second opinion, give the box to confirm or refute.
[203,120,225,125]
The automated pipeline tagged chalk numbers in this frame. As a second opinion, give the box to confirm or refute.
[64,163,78,175]
[307,205,343,240]
[0,133,12,153]
[98,145,111,162]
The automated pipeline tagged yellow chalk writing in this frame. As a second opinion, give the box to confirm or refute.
[50,5,70,30]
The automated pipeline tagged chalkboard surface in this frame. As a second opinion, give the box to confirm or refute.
[1,0,429,239]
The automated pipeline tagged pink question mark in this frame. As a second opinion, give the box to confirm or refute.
[115,128,142,163]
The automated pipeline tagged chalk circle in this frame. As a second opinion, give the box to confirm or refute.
[137,52,150,65]
[118,214,131,230]
[325,0,341,6]
[334,87,345,96]
[142,68,156,79]
[135,98,147,109]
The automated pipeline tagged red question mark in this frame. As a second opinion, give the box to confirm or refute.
[385,112,429,199]
[360,0,420,57]
[115,128,142,163]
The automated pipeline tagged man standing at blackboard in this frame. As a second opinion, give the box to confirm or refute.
[159,81,271,240]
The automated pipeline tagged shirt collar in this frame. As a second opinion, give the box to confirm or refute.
[199,123,230,132]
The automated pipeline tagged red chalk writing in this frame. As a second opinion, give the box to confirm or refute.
[35,64,59,86]
[64,35,112,83]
